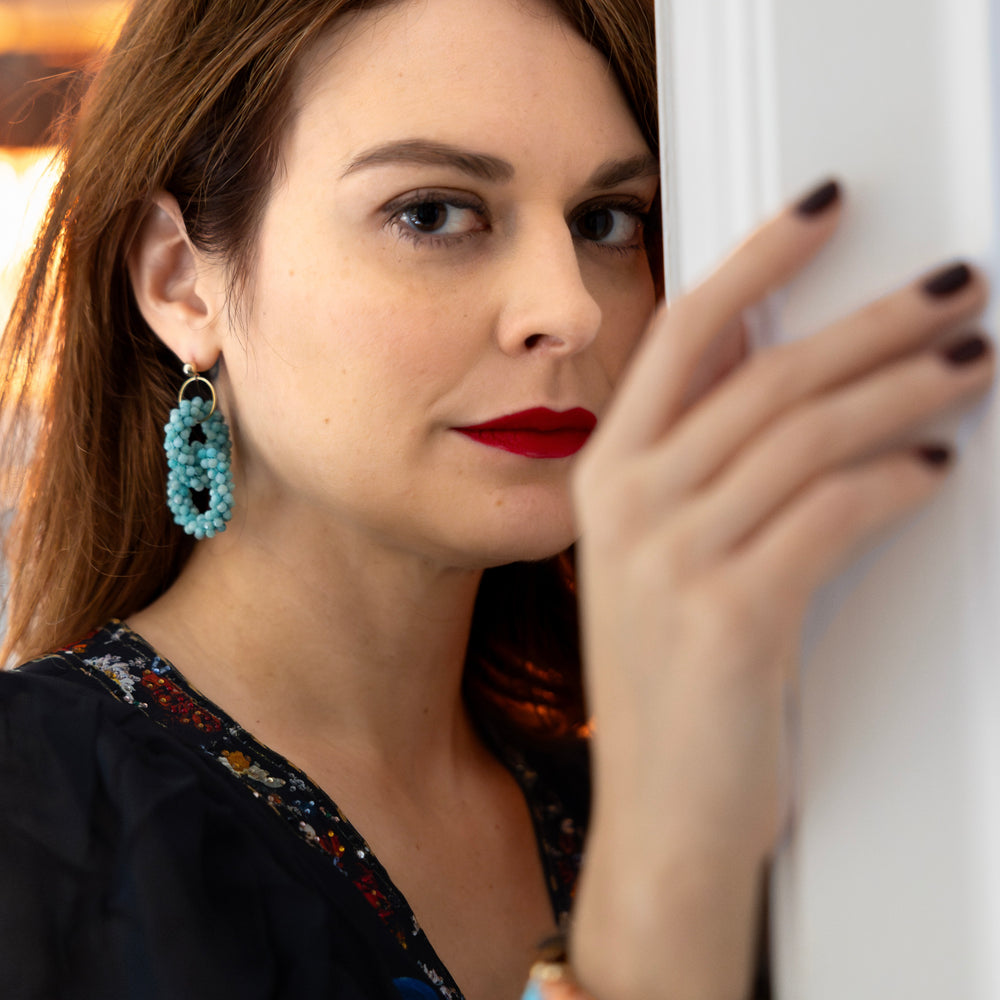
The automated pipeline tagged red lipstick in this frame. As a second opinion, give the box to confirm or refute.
[454,407,597,459]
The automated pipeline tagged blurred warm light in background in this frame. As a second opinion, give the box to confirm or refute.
[0,1,125,53]
[0,146,58,324]
[0,0,126,327]
[1,2,126,625]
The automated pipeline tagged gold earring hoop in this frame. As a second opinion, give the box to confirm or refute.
[177,363,217,418]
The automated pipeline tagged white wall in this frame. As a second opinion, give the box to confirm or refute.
[656,1,1000,995]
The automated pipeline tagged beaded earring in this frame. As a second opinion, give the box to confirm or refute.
[163,363,234,539]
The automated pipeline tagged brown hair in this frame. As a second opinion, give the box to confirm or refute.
[0,0,657,740]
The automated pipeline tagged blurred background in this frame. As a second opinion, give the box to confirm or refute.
[0,1,125,640]
[0,0,124,323]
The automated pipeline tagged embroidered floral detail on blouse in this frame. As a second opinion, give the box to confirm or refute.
[300,822,348,864]
[499,747,585,921]
[357,869,397,922]
[88,653,145,703]
[48,621,586,1000]
[68,629,99,655]
[141,671,224,733]
[219,749,286,788]
[419,961,461,1000]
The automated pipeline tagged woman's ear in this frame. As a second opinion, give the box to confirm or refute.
[127,191,226,370]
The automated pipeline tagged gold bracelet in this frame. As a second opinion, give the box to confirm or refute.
[522,937,594,1000]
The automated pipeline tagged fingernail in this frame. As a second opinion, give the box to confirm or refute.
[794,179,841,217]
[916,444,953,467]
[943,333,990,366]
[922,262,972,297]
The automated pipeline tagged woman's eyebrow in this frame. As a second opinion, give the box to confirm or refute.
[341,140,659,190]
[341,139,515,182]
[586,153,660,190]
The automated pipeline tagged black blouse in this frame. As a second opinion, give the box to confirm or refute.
[0,621,588,1000]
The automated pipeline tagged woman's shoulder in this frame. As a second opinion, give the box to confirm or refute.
[0,622,406,1000]
[1,620,155,755]
[5,618,139,695]
[2,619,212,745]
[0,620,219,870]
[0,621,172,775]
[10,617,160,682]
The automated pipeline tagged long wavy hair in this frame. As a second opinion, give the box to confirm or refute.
[0,0,658,742]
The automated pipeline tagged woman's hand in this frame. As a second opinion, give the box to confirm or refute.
[569,182,992,1000]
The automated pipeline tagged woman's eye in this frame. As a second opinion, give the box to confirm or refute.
[571,205,645,249]
[390,197,487,242]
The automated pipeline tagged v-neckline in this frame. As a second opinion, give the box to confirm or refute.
[58,620,585,1000]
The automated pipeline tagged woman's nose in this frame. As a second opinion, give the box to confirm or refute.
[494,215,602,358]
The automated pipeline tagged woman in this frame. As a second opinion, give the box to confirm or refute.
[0,0,990,998]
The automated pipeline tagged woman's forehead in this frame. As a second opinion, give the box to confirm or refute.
[286,0,649,174]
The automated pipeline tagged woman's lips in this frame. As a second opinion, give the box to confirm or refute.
[454,407,597,459]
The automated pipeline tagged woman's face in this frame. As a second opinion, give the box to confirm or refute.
[216,0,658,567]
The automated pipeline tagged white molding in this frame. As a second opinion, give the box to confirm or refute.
[657,0,778,299]
[657,2,1000,995]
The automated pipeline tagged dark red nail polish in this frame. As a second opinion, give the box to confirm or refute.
[943,334,989,366]
[922,263,972,297]
[916,444,953,467]
[794,180,841,217]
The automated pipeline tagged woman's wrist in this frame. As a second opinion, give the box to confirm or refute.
[569,825,767,1000]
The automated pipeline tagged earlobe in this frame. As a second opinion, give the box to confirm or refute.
[127,191,224,369]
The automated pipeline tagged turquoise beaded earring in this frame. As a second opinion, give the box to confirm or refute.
[163,363,234,538]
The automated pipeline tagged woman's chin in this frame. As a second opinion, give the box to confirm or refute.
[461,519,578,569]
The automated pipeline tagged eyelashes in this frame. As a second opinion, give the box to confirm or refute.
[569,199,650,255]
[381,188,651,254]
[384,190,489,247]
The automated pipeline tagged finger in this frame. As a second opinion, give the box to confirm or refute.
[592,180,844,459]
[683,333,993,561]
[678,316,750,410]
[639,263,988,501]
[733,447,954,616]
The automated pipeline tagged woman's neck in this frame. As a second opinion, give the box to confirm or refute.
[127,517,486,787]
